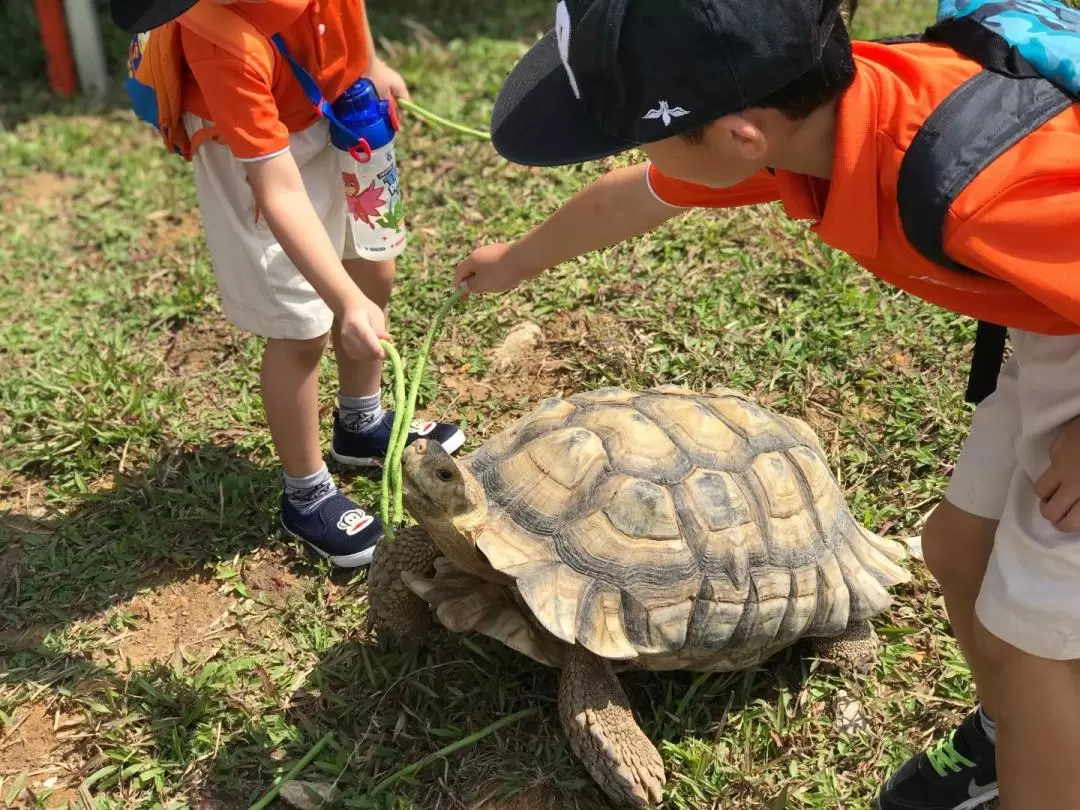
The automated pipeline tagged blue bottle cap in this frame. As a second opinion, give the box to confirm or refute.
[330,78,395,153]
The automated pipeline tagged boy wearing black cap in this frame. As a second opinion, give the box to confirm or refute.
[455,1,1080,808]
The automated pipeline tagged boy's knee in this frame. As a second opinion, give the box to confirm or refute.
[921,500,997,589]
[268,333,330,359]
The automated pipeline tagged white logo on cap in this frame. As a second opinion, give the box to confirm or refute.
[644,100,690,126]
[555,1,583,99]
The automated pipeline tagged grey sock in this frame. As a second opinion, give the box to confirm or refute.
[338,391,384,433]
[976,705,997,744]
[284,466,337,513]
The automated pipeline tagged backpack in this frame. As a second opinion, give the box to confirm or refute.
[125,1,276,159]
[888,0,1080,403]
[125,3,380,162]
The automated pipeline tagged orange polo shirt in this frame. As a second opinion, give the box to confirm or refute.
[647,40,1080,335]
[180,0,370,160]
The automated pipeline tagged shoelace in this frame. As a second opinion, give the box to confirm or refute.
[926,732,978,778]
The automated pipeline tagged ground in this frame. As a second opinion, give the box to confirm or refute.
[1,0,994,807]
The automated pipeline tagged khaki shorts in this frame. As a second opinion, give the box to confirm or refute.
[946,329,1080,660]
[185,115,372,341]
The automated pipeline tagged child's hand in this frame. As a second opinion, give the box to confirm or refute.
[1035,417,1080,532]
[366,58,410,101]
[455,244,529,294]
[338,294,390,360]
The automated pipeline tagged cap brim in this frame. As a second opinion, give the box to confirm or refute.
[491,29,634,167]
[111,0,198,32]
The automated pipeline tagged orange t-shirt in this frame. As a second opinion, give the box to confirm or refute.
[180,0,370,160]
[647,40,1080,335]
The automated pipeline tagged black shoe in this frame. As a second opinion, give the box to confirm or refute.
[279,491,382,568]
[330,410,465,467]
[876,710,998,810]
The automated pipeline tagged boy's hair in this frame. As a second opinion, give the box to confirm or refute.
[682,0,858,143]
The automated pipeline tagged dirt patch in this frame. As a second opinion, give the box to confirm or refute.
[0,702,87,808]
[0,472,49,518]
[4,172,76,213]
[243,551,304,606]
[162,315,237,376]
[146,208,204,255]
[89,575,236,669]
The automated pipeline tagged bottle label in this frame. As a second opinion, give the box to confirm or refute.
[342,142,406,258]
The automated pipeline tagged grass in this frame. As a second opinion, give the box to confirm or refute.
[0,1,990,808]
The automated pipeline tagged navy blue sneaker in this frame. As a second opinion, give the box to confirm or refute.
[279,491,382,568]
[330,410,465,467]
[876,710,998,810]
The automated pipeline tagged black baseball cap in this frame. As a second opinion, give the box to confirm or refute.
[110,0,198,33]
[491,0,844,167]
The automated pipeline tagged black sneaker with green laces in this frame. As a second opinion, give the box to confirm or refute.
[876,710,998,810]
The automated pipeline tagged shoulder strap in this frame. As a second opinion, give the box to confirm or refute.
[895,69,1071,403]
[896,70,1072,273]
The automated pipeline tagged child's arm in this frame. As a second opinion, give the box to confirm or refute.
[359,2,409,100]
[245,152,388,358]
[455,164,683,293]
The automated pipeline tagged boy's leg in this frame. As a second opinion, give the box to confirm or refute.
[974,622,1080,809]
[970,330,1080,810]
[328,224,465,467]
[262,335,329,478]
[877,356,1022,810]
[334,256,395,400]
[921,503,1001,718]
[186,115,383,568]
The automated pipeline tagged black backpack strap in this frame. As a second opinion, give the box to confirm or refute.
[925,17,1050,85]
[966,321,1008,404]
[896,69,1073,403]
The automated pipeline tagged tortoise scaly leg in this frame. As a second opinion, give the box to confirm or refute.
[366,526,439,639]
[812,619,879,674]
[557,646,665,808]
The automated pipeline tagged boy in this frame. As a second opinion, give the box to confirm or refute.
[455,0,1080,808]
[110,0,465,568]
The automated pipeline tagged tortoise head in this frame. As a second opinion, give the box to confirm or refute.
[402,439,493,578]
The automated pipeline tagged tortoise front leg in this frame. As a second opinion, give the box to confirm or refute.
[366,526,439,639]
[558,646,665,808]
[812,619,879,674]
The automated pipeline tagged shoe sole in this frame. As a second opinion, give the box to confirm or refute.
[873,789,999,810]
[331,428,466,468]
[280,520,377,569]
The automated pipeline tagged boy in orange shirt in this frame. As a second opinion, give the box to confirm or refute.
[111,0,465,568]
[455,0,1080,808]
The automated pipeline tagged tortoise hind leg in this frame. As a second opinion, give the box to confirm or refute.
[558,646,665,808]
[811,619,879,674]
[366,526,439,638]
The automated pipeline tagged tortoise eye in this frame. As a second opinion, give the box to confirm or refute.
[437,468,453,482]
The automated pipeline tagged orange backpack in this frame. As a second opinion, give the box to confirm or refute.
[124,0,275,159]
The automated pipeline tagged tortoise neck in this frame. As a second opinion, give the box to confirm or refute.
[433,511,502,582]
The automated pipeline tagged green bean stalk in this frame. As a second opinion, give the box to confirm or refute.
[378,289,467,541]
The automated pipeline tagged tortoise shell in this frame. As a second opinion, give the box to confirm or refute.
[409,385,909,671]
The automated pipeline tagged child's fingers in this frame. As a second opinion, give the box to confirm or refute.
[1034,467,1061,500]
[1039,482,1080,526]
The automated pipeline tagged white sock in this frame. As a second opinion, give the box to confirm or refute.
[338,391,384,433]
[284,466,337,513]
[976,705,997,744]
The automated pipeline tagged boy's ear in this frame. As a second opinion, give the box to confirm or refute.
[711,114,769,161]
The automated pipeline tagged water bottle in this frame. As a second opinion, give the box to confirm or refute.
[331,78,407,260]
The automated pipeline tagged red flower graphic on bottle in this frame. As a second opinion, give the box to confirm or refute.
[342,171,386,228]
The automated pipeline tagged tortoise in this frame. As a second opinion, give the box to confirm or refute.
[368,385,910,808]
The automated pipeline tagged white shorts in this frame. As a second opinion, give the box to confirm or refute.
[185,115,373,341]
[946,329,1080,660]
